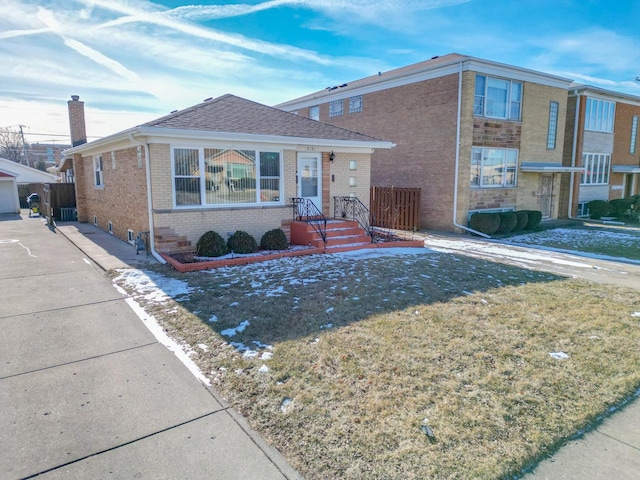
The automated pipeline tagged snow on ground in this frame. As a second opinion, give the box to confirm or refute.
[114,269,195,302]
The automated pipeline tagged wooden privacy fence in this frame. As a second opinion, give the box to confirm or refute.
[370,186,421,231]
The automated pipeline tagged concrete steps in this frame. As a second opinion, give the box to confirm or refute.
[154,226,193,254]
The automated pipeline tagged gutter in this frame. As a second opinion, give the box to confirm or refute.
[568,90,581,220]
[128,133,166,264]
[452,61,491,238]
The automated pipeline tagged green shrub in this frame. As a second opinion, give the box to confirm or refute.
[515,211,529,231]
[523,210,543,230]
[260,228,288,250]
[227,230,258,254]
[587,200,610,219]
[196,231,228,257]
[469,212,500,235]
[609,197,635,218]
[496,212,518,234]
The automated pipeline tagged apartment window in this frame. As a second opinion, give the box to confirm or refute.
[630,116,638,154]
[474,75,522,120]
[547,101,559,149]
[471,147,518,188]
[173,147,283,207]
[329,99,344,117]
[46,147,54,164]
[349,95,363,113]
[111,151,116,169]
[93,155,104,187]
[581,153,610,185]
[309,105,319,121]
[584,98,615,132]
[349,160,357,170]
[349,176,357,187]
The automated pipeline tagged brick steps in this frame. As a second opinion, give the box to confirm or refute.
[154,226,193,254]
[290,219,373,250]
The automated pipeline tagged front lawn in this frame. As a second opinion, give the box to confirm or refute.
[112,249,640,479]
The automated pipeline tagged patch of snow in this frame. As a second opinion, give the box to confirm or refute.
[261,351,273,360]
[325,307,334,313]
[208,315,218,323]
[221,320,250,337]
[320,323,334,329]
[549,351,570,360]
[280,397,293,413]
[198,343,208,352]
[229,301,239,307]
[113,269,195,303]
[258,364,269,373]
[631,312,640,318]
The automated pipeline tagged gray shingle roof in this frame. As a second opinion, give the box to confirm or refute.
[143,94,384,142]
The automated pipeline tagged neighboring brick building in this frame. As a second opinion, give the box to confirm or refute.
[276,53,580,232]
[560,86,640,218]
[27,143,70,169]
[60,95,392,258]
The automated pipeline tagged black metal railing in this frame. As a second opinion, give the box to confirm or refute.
[292,197,327,243]
[333,196,376,242]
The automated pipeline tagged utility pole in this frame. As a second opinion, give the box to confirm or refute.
[18,125,28,166]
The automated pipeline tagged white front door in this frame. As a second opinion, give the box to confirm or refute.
[297,152,322,212]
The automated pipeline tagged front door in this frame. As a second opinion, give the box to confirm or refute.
[297,152,322,212]
[540,174,553,218]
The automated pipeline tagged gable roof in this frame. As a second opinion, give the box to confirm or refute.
[275,53,574,110]
[63,94,393,160]
[0,157,59,183]
[144,94,384,142]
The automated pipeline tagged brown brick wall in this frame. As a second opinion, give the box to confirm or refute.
[75,147,149,242]
[310,73,460,231]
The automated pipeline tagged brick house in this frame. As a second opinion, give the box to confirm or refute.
[561,85,640,217]
[60,95,393,260]
[276,53,581,233]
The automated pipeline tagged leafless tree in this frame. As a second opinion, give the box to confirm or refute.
[0,127,27,163]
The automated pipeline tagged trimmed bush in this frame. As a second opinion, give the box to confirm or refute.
[227,230,258,254]
[196,231,228,257]
[587,200,610,219]
[515,211,529,231]
[496,212,518,234]
[609,197,634,218]
[260,228,288,250]
[523,210,543,230]
[469,212,500,235]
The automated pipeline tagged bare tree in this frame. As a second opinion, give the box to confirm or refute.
[0,127,26,163]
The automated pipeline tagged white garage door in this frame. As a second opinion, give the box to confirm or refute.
[0,180,18,213]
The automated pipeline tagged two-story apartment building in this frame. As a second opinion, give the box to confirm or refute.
[561,86,640,217]
[277,53,581,232]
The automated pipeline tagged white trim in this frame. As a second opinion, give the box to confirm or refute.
[276,56,573,111]
[127,229,135,244]
[297,151,322,211]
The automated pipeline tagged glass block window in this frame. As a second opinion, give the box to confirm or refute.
[349,95,363,113]
[329,99,344,117]
[547,101,559,149]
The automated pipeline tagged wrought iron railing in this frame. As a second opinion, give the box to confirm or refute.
[292,197,327,243]
[333,196,376,242]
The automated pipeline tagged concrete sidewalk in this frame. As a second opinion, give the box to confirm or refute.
[0,212,301,480]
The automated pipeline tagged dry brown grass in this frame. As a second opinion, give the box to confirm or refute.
[113,250,640,479]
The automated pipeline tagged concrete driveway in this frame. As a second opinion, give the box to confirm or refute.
[0,213,300,480]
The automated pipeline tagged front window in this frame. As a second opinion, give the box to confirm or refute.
[309,105,319,121]
[547,101,559,149]
[173,147,282,207]
[329,99,344,117]
[474,75,522,121]
[581,153,610,185]
[93,155,103,187]
[585,98,615,132]
[471,147,518,188]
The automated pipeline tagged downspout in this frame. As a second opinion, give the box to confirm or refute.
[567,90,581,219]
[128,133,166,264]
[452,61,491,238]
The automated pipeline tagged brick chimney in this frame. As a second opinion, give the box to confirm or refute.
[67,95,87,147]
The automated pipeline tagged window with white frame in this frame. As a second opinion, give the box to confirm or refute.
[630,116,638,155]
[349,95,363,113]
[584,98,615,132]
[93,155,104,187]
[108,221,113,235]
[349,160,357,170]
[329,99,344,117]
[577,202,589,217]
[173,147,283,207]
[127,229,135,244]
[474,75,522,120]
[581,153,610,185]
[547,101,559,149]
[470,147,518,188]
[309,105,319,121]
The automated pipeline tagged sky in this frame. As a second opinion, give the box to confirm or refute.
[1,0,640,145]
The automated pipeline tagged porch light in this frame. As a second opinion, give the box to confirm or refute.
[329,151,335,163]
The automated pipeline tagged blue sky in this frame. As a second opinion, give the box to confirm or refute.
[1,0,640,144]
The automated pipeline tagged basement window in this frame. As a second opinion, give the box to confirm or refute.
[108,221,113,235]
[128,229,135,244]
